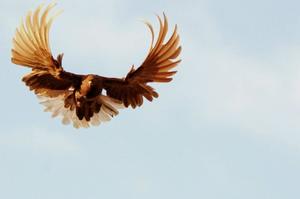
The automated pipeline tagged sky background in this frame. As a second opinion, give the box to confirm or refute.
[1,0,300,198]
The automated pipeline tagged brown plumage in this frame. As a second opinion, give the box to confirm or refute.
[12,3,182,128]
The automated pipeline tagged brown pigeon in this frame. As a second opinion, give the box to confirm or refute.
[11,3,181,128]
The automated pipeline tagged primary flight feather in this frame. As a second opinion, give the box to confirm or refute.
[12,3,182,128]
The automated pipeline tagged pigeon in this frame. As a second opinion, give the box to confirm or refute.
[11,3,181,128]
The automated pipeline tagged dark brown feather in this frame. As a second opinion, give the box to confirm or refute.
[102,14,180,108]
[12,3,180,128]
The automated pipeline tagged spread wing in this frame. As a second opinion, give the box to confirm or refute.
[12,3,63,75]
[103,14,181,108]
[12,3,124,128]
[11,3,72,96]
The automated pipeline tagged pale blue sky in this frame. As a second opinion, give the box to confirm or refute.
[1,0,300,198]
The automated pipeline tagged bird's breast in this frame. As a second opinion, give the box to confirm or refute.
[80,75,93,96]
[78,75,103,99]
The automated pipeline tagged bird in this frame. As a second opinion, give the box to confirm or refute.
[11,3,181,128]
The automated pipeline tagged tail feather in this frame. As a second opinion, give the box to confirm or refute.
[38,94,124,128]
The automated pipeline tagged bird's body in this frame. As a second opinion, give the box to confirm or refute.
[12,3,181,128]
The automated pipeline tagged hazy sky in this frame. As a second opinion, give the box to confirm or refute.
[1,0,300,198]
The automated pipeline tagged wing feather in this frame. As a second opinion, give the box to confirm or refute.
[13,5,179,127]
[103,14,181,108]
[11,2,62,74]
[11,3,72,97]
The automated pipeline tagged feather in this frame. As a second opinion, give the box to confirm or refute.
[12,3,181,128]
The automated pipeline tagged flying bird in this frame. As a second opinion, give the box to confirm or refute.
[11,3,181,128]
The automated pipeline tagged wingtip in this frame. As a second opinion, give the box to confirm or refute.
[153,92,159,98]
[162,12,168,21]
[155,13,163,24]
[49,0,58,7]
